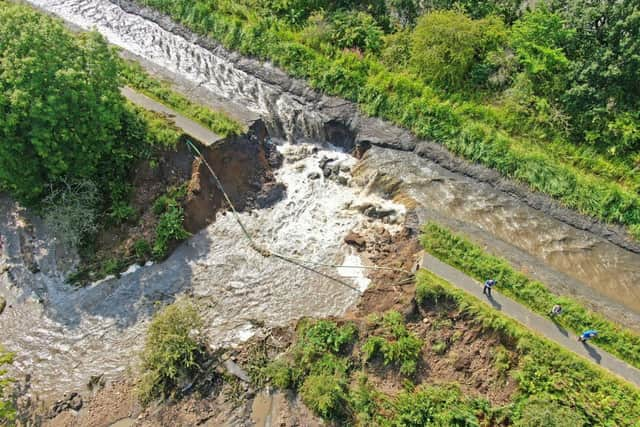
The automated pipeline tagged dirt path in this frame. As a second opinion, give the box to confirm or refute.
[421,253,640,388]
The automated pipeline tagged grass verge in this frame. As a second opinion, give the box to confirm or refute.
[416,269,640,426]
[119,59,245,138]
[420,221,640,370]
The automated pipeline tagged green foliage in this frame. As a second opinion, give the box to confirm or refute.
[431,340,448,355]
[119,60,244,137]
[362,311,422,376]
[108,201,137,224]
[386,384,480,427]
[329,11,383,53]
[138,301,206,404]
[515,395,586,427]
[153,205,190,259]
[420,222,640,369]
[510,8,572,98]
[294,319,357,366]
[132,239,152,260]
[263,360,293,389]
[0,347,15,423]
[0,4,128,205]
[139,0,640,241]
[416,269,640,426]
[300,373,348,420]
[410,10,506,89]
[349,374,381,425]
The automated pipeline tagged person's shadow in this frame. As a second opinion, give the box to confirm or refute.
[551,318,569,337]
[581,341,602,364]
[486,294,502,310]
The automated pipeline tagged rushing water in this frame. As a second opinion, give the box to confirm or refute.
[0,142,404,398]
[5,0,640,398]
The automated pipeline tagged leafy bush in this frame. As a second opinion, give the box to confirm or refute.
[420,222,640,369]
[300,373,348,420]
[132,239,152,260]
[515,396,586,427]
[294,319,357,366]
[264,359,293,389]
[138,301,206,404]
[329,11,383,53]
[388,384,480,427]
[153,205,190,259]
[410,10,506,88]
[362,311,422,376]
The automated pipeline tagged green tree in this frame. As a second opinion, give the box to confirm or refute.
[410,10,506,89]
[0,4,126,205]
[330,11,383,53]
[510,8,573,99]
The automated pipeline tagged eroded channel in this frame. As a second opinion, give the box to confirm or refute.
[3,0,640,398]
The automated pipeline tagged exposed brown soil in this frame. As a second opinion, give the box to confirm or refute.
[74,121,281,284]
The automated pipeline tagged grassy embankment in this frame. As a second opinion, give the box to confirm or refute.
[420,222,640,370]
[136,0,640,241]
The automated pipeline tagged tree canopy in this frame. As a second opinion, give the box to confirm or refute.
[0,4,126,205]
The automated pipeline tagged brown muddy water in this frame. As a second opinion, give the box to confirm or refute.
[4,0,640,401]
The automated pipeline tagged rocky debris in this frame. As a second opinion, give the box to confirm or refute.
[319,156,350,185]
[307,171,321,180]
[0,296,6,315]
[264,139,284,169]
[454,354,473,372]
[49,392,83,417]
[344,232,366,251]
[256,182,286,208]
[223,359,251,383]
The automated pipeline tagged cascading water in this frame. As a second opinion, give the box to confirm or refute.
[4,0,640,400]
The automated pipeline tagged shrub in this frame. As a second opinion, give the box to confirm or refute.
[132,239,152,260]
[515,396,586,427]
[410,11,506,89]
[362,311,422,376]
[294,319,357,366]
[42,180,100,249]
[329,11,383,53]
[153,205,190,259]
[138,301,206,404]
[389,384,480,427]
[264,360,293,389]
[300,373,348,420]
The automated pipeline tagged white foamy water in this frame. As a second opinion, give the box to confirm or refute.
[0,143,406,398]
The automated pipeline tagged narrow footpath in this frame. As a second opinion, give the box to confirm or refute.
[421,253,640,388]
[121,86,223,146]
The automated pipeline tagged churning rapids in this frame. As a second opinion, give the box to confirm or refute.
[2,0,640,399]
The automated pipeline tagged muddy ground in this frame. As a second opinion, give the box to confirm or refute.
[42,224,519,427]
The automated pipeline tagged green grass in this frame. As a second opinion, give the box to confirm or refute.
[416,269,640,426]
[119,59,245,138]
[136,0,640,241]
[420,221,640,370]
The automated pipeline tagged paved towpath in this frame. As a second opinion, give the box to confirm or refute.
[421,252,640,388]
[121,86,223,146]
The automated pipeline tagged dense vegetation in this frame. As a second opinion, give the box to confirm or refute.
[138,0,640,240]
[420,222,640,369]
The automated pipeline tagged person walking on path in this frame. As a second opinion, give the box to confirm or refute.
[483,279,496,297]
[550,304,563,318]
[578,330,598,343]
